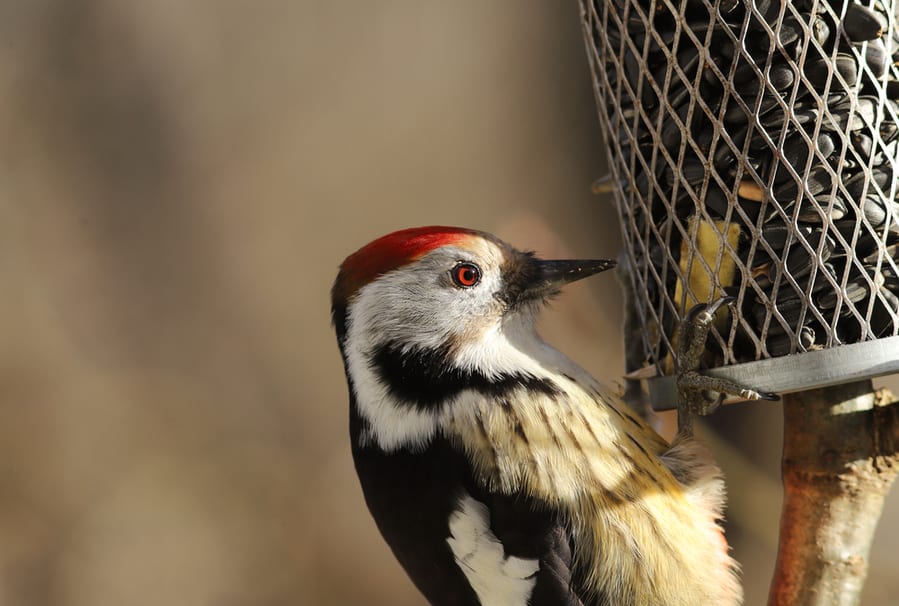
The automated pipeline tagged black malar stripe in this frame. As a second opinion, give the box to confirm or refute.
[370,340,559,411]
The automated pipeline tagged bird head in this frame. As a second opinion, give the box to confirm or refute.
[331,226,615,449]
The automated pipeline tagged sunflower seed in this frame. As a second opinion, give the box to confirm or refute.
[817,278,870,308]
[813,15,832,46]
[739,179,765,202]
[774,165,833,199]
[833,52,860,87]
[773,134,821,183]
[880,119,899,143]
[766,196,847,224]
[887,80,899,99]
[864,242,899,264]
[870,288,899,336]
[818,132,836,159]
[860,195,889,227]
[777,14,803,48]
[842,3,887,43]
[865,38,889,78]
[842,171,868,199]
[850,131,874,160]
[769,63,796,89]
[770,296,806,326]
[760,223,816,250]
[764,324,815,356]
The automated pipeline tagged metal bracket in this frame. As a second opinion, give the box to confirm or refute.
[649,336,899,410]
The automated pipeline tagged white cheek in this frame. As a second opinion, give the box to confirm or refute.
[345,348,438,450]
[349,274,450,350]
[447,494,539,606]
[344,284,440,451]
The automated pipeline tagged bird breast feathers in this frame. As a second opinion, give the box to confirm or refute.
[445,378,742,605]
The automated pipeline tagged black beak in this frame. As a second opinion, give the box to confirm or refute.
[503,256,616,306]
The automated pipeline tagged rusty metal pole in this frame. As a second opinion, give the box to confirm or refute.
[769,383,899,606]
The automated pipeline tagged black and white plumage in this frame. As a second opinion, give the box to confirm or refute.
[332,226,742,606]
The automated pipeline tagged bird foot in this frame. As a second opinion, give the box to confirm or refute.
[675,297,779,435]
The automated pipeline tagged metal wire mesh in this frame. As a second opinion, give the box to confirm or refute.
[580,0,899,388]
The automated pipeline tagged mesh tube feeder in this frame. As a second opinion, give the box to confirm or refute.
[580,0,899,409]
[580,1,899,602]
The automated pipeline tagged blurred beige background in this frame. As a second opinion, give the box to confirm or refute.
[1,1,897,605]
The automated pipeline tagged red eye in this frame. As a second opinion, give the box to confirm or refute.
[451,263,481,288]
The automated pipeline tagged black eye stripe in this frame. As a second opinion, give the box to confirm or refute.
[451,262,481,288]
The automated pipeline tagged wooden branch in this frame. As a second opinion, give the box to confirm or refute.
[768,382,899,606]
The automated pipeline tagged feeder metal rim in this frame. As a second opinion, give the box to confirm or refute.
[648,335,899,410]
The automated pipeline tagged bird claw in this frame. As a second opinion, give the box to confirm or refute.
[675,296,779,435]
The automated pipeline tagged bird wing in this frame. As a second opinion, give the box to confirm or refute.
[460,486,590,606]
[354,425,591,605]
[352,434,483,605]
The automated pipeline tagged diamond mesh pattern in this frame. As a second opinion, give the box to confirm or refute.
[581,0,899,375]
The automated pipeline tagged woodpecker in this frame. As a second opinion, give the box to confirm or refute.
[331,226,742,606]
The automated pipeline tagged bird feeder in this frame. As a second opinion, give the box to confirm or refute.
[581,1,899,602]
[580,0,899,410]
